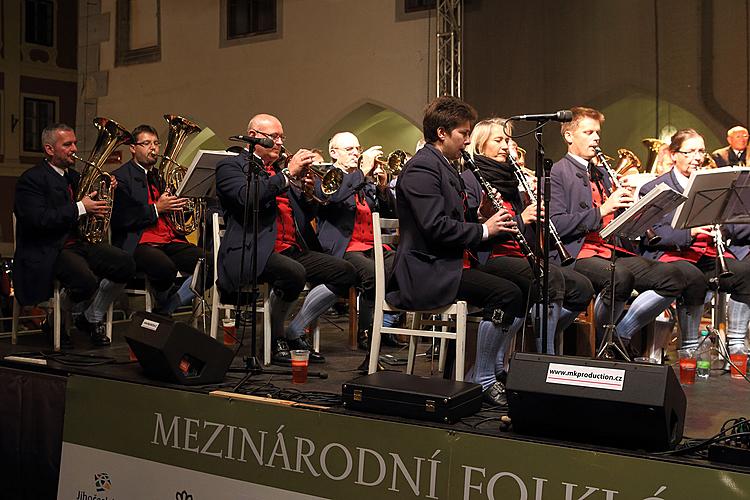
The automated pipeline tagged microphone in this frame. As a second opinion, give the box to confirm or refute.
[229,135,275,148]
[509,110,573,122]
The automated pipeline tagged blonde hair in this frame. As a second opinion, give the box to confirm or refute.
[467,118,510,157]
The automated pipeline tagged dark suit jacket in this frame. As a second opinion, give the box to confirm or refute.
[386,144,483,310]
[110,160,159,254]
[317,169,396,258]
[550,154,615,262]
[460,169,529,265]
[13,160,80,305]
[215,150,320,296]
[711,146,746,167]
[639,168,750,260]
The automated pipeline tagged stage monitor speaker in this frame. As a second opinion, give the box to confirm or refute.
[125,311,233,385]
[506,353,686,451]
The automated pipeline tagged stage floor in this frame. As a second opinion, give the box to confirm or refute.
[3,310,750,449]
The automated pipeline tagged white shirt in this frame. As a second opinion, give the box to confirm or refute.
[673,168,690,191]
[134,159,159,218]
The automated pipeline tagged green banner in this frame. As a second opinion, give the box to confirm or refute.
[62,375,750,499]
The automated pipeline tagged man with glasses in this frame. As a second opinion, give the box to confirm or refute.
[215,114,357,364]
[549,107,684,357]
[317,132,403,352]
[111,124,212,316]
[712,125,749,167]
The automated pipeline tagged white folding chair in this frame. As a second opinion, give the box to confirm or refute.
[209,213,320,365]
[368,213,471,381]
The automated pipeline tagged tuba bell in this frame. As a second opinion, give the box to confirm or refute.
[642,138,667,174]
[74,117,133,244]
[154,114,203,235]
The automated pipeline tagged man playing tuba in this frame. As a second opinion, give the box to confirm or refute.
[111,124,212,316]
[13,123,135,346]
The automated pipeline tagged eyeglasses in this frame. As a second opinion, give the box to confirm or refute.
[250,130,285,143]
[135,141,160,147]
[677,149,706,157]
[333,146,362,153]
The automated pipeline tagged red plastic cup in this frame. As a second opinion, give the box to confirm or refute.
[678,348,696,385]
[730,353,748,379]
[222,319,237,346]
[128,347,138,362]
[291,349,309,384]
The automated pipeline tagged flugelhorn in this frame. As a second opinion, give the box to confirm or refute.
[594,147,661,245]
[74,117,133,244]
[358,149,407,179]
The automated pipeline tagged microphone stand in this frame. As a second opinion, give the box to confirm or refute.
[533,124,551,354]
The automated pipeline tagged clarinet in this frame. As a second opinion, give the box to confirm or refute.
[507,152,574,266]
[593,147,661,245]
[461,151,539,274]
[712,225,734,282]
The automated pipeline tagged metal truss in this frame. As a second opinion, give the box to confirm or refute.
[436,0,463,97]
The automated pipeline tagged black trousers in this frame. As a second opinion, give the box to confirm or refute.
[480,256,595,311]
[573,255,684,305]
[54,241,135,303]
[456,267,525,321]
[670,256,750,306]
[343,247,396,301]
[133,242,212,293]
[258,247,357,301]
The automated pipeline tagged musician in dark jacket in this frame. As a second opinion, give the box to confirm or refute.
[711,126,748,167]
[465,118,594,359]
[111,124,211,315]
[13,123,135,346]
[387,96,523,405]
[317,131,401,350]
[549,107,684,353]
[215,113,356,364]
[640,128,750,350]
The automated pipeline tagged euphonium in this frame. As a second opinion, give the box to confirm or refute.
[154,114,202,235]
[74,117,133,244]
[643,138,666,174]
[614,148,642,176]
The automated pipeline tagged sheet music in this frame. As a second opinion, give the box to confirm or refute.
[601,183,686,240]
[672,167,750,228]
[176,149,237,198]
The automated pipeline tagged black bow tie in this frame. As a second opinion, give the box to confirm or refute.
[146,169,160,187]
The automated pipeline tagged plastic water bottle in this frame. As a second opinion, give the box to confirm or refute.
[696,330,711,379]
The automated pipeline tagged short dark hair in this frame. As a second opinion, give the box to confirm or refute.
[668,128,701,152]
[560,106,604,136]
[131,124,159,143]
[41,123,74,147]
[422,96,477,143]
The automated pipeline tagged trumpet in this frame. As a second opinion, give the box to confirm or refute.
[594,147,661,246]
[507,151,574,266]
[462,151,539,275]
[278,146,343,203]
[357,149,406,180]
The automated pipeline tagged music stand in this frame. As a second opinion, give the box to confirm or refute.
[599,183,687,360]
[671,167,750,342]
[171,150,232,332]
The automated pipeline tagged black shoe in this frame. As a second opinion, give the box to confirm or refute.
[382,333,407,348]
[271,338,292,365]
[482,381,508,406]
[288,335,326,363]
[423,343,440,357]
[357,354,385,374]
[357,330,370,351]
[41,313,72,347]
[75,315,111,347]
[618,337,641,361]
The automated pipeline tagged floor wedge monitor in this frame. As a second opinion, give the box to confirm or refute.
[125,311,233,385]
[506,353,686,451]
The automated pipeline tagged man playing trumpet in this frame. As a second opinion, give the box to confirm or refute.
[317,132,401,351]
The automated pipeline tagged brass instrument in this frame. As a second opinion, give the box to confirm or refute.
[461,151,539,276]
[74,117,133,244]
[278,146,343,203]
[507,151,574,266]
[155,114,203,235]
[702,153,718,169]
[643,138,666,174]
[358,149,407,180]
[594,147,661,245]
[613,148,642,176]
